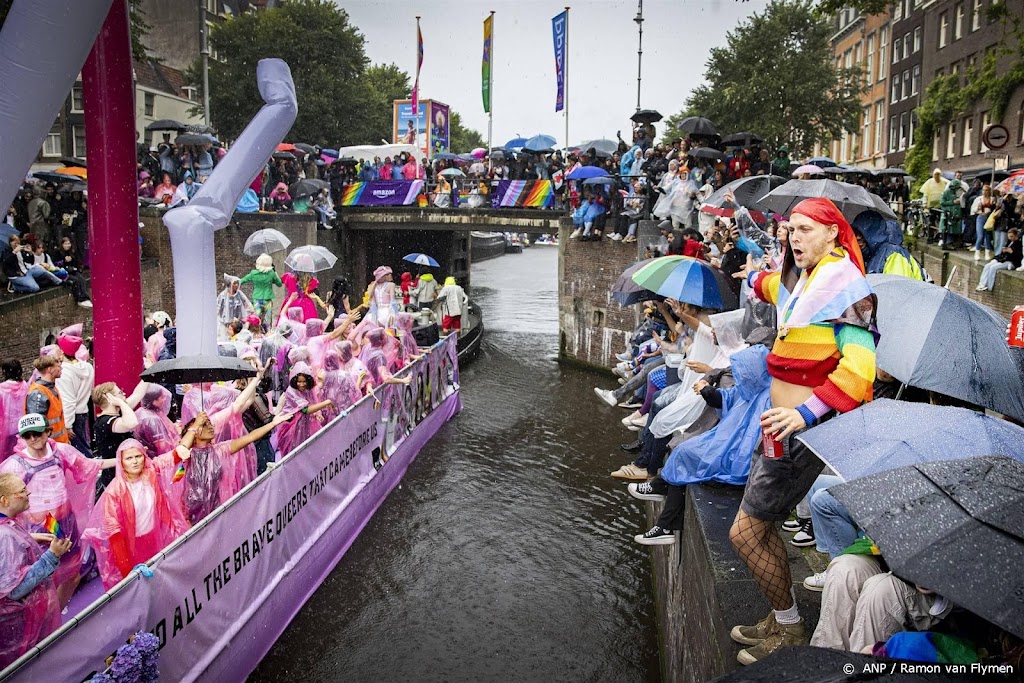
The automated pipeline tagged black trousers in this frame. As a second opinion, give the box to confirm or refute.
[655,480,686,531]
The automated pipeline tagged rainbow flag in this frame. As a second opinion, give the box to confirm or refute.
[412,18,423,115]
[43,512,63,539]
[482,14,493,113]
[173,462,186,483]
[497,180,554,208]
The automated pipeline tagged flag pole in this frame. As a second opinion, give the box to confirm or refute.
[564,7,570,150]
[488,10,495,171]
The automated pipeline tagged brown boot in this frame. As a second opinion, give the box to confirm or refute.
[736,620,807,665]
[729,612,777,646]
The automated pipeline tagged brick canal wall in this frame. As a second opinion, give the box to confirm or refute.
[912,243,1024,318]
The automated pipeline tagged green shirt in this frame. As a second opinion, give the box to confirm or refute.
[239,268,283,301]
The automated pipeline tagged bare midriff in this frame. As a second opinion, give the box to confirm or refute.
[770,377,814,409]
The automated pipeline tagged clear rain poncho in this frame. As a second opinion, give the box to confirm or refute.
[648,310,746,439]
[0,517,60,668]
[274,362,323,459]
[180,384,254,502]
[133,385,178,459]
[319,350,361,421]
[81,439,189,588]
[0,380,28,463]
[661,344,771,487]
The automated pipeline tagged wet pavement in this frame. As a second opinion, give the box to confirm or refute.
[253,247,661,682]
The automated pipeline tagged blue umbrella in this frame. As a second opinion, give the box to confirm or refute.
[806,156,837,168]
[505,136,528,149]
[565,166,610,180]
[434,152,459,160]
[582,176,618,187]
[796,399,1024,482]
[523,134,557,153]
[321,148,339,157]
[403,253,439,268]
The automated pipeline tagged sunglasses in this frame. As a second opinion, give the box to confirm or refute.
[22,431,47,441]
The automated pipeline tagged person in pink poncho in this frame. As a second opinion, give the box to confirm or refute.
[133,385,179,459]
[0,472,71,668]
[279,306,308,345]
[359,328,402,372]
[393,312,424,367]
[280,263,324,323]
[178,409,291,525]
[0,360,28,463]
[335,341,368,392]
[81,439,190,589]
[0,414,115,608]
[306,309,362,377]
[274,363,334,458]
[319,350,362,422]
[359,349,412,397]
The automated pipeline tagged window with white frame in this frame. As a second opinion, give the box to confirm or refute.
[912,65,920,95]
[909,111,916,147]
[971,0,982,30]
[963,117,973,156]
[144,92,155,117]
[894,0,904,21]
[903,32,911,60]
[71,86,84,113]
[954,3,964,39]
[863,107,872,155]
[892,74,901,103]
[73,125,86,158]
[42,130,62,157]
[878,27,888,80]
[939,13,949,48]
[946,122,957,158]
[840,130,849,163]
[932,127,940,161]
[875,102,884,153]
[866,34,875,82]
[893,37,902,63]
[914,26,922,52]
[890,115,898,153]
[854,42,862,69]
[980,110,992,152]
[900,112,910,150]
[902,69,910,100]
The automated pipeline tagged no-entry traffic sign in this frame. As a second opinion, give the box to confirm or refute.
[983,124,1010,150]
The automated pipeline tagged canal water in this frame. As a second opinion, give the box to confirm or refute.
[253,247,661,682]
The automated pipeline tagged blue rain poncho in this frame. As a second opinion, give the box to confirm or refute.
[661,344,771,486]
[852,210,924,280]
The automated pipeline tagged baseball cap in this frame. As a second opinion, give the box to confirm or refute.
[18,414,47,435]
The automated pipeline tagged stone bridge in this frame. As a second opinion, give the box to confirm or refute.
[338,206,562,233]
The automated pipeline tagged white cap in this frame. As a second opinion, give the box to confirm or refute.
[18,414,47,435]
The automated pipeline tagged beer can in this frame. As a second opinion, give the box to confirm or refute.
[1010,306,1024,349]
[762,426,784,459]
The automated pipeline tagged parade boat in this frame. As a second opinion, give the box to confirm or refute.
[457,300,485,362]
[504,233,524,254]
[1,337,462,683]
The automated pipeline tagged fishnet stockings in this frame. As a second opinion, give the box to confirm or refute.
[730,510,794,611]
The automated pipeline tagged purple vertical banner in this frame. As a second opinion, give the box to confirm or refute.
[552,10,567,112]
[430,101,450,156]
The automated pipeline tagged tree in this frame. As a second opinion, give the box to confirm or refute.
[189,0,372,145]
[812,0,890,16]
[361,63,411,144]
[666,0,865,159]
[448,110,485,153]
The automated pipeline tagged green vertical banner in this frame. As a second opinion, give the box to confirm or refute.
[482,14,493,113]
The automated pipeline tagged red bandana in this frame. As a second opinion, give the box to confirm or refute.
[791,198,866,274]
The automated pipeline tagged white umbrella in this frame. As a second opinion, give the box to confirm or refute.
[285,245,337,273]
[243,228,291,256]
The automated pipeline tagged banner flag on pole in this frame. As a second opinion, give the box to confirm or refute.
[552,10,567,112]
[482,14,493,114]
[412,18,423,115]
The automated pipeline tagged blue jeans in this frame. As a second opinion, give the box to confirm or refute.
[994,229,1008,255]
[808,474,860,559]
[9,265,62,293]
[974,216,993,251]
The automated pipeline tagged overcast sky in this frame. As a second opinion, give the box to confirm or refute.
[337,0,770,147]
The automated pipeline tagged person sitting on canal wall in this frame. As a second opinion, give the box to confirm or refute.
[0,472,70,669]
[82,439,191,589]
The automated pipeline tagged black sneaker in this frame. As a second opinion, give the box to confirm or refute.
[634,526,675,545]
[790,518,816,547]
[628,481,666,502]
[782,516,808,533]
[620,438,643,453]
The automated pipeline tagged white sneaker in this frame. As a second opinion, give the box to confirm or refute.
[610,233,623,241]
[803,571,827,592]
[1017,265,1024,271]
[938,239,944,247]
[968,245,976,251]
[570,228,581,239]
[615,352,632,362]
[629,413,649,428]
[78,300,93,308]
[976,284,988,291]
[985,249,992,260]
[975,251,981,261]
[594,387,618,407]
[622,410,641,426]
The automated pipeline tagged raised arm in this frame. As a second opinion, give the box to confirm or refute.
[228,411,294,454]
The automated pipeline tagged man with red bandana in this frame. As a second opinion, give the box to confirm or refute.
[728,197,877,664]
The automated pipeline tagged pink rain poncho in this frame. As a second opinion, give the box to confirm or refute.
[359,328,400,371]
[362,349,394,392]
[274,362,323,458]
[320,351,361,421]
[181,385,253,502]
[0,380,28,462]
[144,330,166,367]
[181,441,229,525]
[394,312,420,365]
[81,440,189,589]
[281,307,307,344]
[0,517,60,668]
[304,319,329,375]
[133,385,178,459]
[0,441,99,589]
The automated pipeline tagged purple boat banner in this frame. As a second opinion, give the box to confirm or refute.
[339,180,424,206]
[3,337,460,682]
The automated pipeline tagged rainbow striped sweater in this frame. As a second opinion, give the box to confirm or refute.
[751,256,877,414]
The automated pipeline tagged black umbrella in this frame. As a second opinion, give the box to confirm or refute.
[866,274,1024,422]
[140,355,257,386]
[175,133,217,146]
[630,109,663,124]
[293,143,317,156]
[612,258,660,306]
[289,178,329,199]
[688,147,723,161]
[796,399,1024,481]
[700,175,788,220]
[874,167,911,176]
[32,171,78,184]
[677,116,719,137]
[822,165,852,175]
[831,456,1024,640]
[335,157,357,164]
[720,132,764,146]
[711,645,986,682]
[145,119,186,132]
[580,138,619,155]
[758,178,897,221]
[59,157,87,169]
[272,151,297,160]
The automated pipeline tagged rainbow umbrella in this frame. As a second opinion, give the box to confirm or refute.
[630,256,728,310]
[995,170,1024,195]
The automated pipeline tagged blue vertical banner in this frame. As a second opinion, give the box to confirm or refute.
[552,10,567,112]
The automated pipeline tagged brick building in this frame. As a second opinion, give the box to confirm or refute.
[921,0,1024,177]
[828,8,892,168]
[886,0,927,168]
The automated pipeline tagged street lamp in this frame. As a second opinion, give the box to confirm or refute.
[634,0,643,112]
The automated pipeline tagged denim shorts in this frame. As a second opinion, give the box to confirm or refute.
[740,418,830,522]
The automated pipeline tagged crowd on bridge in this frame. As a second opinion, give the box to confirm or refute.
[590,116,1024,672]
[0,235,469,667]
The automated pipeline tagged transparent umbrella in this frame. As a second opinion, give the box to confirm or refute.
[243,228,291,256]
[285,245,337,273]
